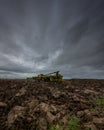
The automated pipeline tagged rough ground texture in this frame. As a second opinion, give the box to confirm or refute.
[0,79,104,130]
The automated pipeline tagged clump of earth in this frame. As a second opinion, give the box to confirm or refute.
[0,79,104,130]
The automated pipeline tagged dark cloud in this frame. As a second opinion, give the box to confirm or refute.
[0,0,104,78]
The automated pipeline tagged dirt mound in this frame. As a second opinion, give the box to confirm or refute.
[0,79,104,130]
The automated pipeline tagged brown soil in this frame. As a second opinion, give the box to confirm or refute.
[0,79,104,130]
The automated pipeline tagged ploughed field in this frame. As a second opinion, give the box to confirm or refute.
[0,79,104,130]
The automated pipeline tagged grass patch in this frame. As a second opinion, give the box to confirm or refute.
[68,116,80,130]
[49,116,80,130]
[49,123,60,130]
[95,98,104,106]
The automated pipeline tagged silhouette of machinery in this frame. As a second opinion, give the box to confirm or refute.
[33,71,63,81]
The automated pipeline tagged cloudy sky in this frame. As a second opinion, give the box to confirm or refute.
[0,0,104,79]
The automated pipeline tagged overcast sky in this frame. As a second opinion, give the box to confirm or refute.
[0,0,104,79]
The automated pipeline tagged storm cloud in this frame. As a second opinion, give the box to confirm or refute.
[0,0,104,78]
